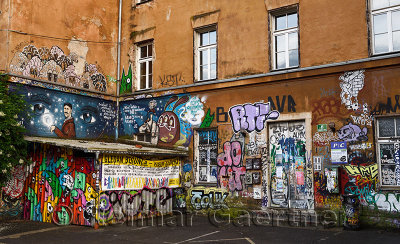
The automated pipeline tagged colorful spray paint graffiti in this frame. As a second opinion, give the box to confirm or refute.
[188,187,228,210]
[23,144,98,226]
[229,101,280,133]
[12,84,116,139]
[98,187,173,224]
[217,134,246,192]
[1,166,25,218]
[120,95,204,147]
[9,44,108,92]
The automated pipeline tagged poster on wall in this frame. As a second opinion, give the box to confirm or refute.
[325,167,339,193]
[331,141,348,164]
[253,187,262,199]
[101,154,180,190]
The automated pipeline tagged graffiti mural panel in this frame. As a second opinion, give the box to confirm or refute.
[23,144,98,226]
[11,84,116,139]
[119,95,205,147]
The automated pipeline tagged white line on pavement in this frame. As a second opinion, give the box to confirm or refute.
[0,226,69,240]
[169,230,220,244]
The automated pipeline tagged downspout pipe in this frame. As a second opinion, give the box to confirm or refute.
[115,0,122,141]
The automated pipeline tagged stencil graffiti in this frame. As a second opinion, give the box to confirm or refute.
[189,187,228,210]
[229,102,279,133]
[339,70,365,111]
[9,44,108,92]
[337,123,368,142]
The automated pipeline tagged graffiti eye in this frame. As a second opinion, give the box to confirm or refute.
[80,106,98,125]
[32,104,49,115]
[169,117,175,127]
[47,203,53,212]
[164,116,168,123]
[127,78,131,84]
[48,178,52,183]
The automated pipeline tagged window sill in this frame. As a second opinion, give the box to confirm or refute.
[371,50,400,58]
[195,78,217,83]
[271,66,300,72]
[136,88,152,92]
[135,0,152,6]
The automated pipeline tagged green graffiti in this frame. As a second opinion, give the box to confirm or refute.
[26,187,38,220]
[200,108,215,128]
[44,171,62,198]
[57,206,70,225]
[74,171,86,191]
[56,158,68,171]
[120,65,132,94]
[296,141,306,157]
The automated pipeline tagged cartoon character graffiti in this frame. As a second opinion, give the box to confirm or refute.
[50,103,76,139]
[337,123,368,142]
[157,96,189,147]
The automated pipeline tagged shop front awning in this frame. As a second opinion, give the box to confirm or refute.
[24,136,188,156]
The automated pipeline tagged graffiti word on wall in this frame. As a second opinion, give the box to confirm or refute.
[189,187,228,210]
[371,95,400,115]
[10,44,107,92]
[344,164,378,179]
[98,188,173,224]
[229,102,279,133]
[159,73,184,87]
[101,155,180,190]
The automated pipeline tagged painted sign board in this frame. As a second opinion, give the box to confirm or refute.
[317,124,328,132]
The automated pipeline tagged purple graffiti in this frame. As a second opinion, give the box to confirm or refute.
[337,123,368,142]
[217,141,246,191]
[229,102,280,133]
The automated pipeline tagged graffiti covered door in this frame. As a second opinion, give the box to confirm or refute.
[269,120,309,209]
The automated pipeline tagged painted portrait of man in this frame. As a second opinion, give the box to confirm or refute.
[50,103,76,139]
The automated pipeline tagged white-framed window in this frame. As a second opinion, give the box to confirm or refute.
[271,11,299,70]
[194,128,218,184]
[371,0,400,54]
[137,41,153,90]
[194,26,217,81]
[375,116,400,189]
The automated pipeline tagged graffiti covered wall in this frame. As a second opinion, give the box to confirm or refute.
[23,144,98,226]
[11,84,116,139]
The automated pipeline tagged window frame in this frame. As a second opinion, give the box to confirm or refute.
[194,25,218,82]
[136,40,153,91]
[370,0,400,55]
[270,8,299,70]
[375,115,400,190]
[193,127,218,185]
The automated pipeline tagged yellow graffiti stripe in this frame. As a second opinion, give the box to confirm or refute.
[344,164,378,179]
[168,178,180,186]
[101,154,180,167]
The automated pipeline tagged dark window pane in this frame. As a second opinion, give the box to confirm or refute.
[148,44,152,57]
[200,50,208,66]
[140,62,146,76]
[140,46,147,58]
[149,60,153,74]
[379,117,395,137]
[140,75,146,89]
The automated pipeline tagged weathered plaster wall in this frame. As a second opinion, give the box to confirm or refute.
[5,0,118,95]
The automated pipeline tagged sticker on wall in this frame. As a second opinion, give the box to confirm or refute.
[313,156,323,171]
[331,141,348,164]
[252,172,261,184]
[317,124,328,132]
[246,158,253,170]
[325,167,339,193]
[252,158,261,170]
[245,172,253,185]
[253,187,262,199]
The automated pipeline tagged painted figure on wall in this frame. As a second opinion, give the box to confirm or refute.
[51,103,76,139]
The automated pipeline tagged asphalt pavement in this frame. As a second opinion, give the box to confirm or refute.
[1,215,400,244]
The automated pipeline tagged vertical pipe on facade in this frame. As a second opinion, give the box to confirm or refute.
[5,0,12,72]
[115,0,123,141]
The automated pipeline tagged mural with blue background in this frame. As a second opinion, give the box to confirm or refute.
[11,84,116,139]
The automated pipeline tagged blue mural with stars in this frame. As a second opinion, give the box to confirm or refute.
[11,84,116,139]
